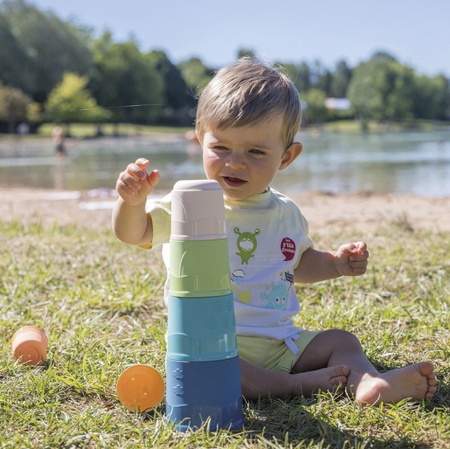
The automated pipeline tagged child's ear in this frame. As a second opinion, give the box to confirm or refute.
[279,142,303,170]
[195,129,202,144]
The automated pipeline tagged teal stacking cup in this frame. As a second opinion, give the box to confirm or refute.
[167,293,238,362]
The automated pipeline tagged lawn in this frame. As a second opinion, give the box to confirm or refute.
[30,119,450,139]
[37,123,192,139]
[0,220,449,448]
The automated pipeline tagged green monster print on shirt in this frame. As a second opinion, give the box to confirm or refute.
[234,227,260,265]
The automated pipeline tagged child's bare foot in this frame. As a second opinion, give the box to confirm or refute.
[240,360,349,400]
[355,362,437,406]
[291,365,349,396]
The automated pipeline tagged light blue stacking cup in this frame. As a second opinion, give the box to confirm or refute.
[167,294,238,362]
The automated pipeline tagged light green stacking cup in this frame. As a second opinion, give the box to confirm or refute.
[169,179,231,297]
[169,238,231,297]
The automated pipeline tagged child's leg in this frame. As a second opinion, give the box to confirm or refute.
[293,329,437,406]
[239,358,349,400]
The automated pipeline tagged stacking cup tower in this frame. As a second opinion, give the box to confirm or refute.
[165,180,244,431]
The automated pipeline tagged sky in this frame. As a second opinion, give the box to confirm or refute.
[29,0,449,77]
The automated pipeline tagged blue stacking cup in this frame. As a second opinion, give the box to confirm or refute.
[166,357,244,431]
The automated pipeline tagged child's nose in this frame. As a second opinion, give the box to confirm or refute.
[226,153,246,169]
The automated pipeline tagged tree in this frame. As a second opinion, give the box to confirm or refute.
[283,62,311,94]
[347,53,416,125]
[90,33,164,124]
[0,13,34,95]
[413,74,449,120]
[147,50,194,125]
[178,57,213,95]
[316,69,333,97]
[45,72,111,126]
[237,48,256,60]
[370,51,398,63]
[0,85,38,133]
[330,60,352,98]
[0,0,92,103]
[302,89,327,124]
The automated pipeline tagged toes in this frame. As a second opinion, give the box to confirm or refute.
[417,362,434,378]
[332,376,348,386]
[425,391,435,400]
[332,365,350,377]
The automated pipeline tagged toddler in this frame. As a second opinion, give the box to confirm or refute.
[112,58,436,405]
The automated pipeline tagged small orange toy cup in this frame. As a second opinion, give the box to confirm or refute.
[117,364,164,412]
[11,326,48,366]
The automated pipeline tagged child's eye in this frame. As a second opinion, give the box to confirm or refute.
[212,145,228,152]
[250,149,265,156]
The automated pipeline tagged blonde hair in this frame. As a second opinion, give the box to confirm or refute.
[195,58,301,148]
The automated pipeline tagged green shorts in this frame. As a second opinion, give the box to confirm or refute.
[237,330,321,373]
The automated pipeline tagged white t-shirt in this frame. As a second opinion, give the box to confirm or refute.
[147,188,313,344]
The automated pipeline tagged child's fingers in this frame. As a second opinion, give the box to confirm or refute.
[349,250,369,262]
[116,176,137,197]
[350,259,368,269]
[354,241,368,256]
[117,169,148,196]
[116,158,157,202]
[351,267,367,275]
[135,158,150,172]
[344,242,369,260]
[118,159,150,186]
[147,169,160,189]
[126,159,149,180]
[119,169,143,190]
[135,157,149,166]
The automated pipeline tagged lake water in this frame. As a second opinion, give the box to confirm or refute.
[0,128,449,197]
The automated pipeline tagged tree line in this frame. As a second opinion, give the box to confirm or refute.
[1,0,449,134]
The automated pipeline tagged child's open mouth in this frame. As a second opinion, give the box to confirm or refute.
[223,177,247,187]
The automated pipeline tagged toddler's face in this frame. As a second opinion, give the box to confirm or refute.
[200,117,298,201]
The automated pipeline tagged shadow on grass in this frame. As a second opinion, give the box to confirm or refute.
[430,371,450,409]
[242,393,440,449]
[243,397,366,448]
[25,358,448,448]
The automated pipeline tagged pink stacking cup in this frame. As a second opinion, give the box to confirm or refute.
[11,326,48,366]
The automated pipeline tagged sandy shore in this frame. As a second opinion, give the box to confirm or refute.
[1,186,449,234]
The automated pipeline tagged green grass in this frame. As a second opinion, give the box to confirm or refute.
[37,123,192,139]
[3,120,448,140]
[0,220,449,448]
[319,119,450,133]
[5,118,449,141]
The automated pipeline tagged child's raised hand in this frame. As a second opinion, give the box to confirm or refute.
[116,158,160,206]
[334,241,369,276]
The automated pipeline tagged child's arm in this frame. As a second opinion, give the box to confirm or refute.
[112,158,160,246]
[294,241,369,283]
